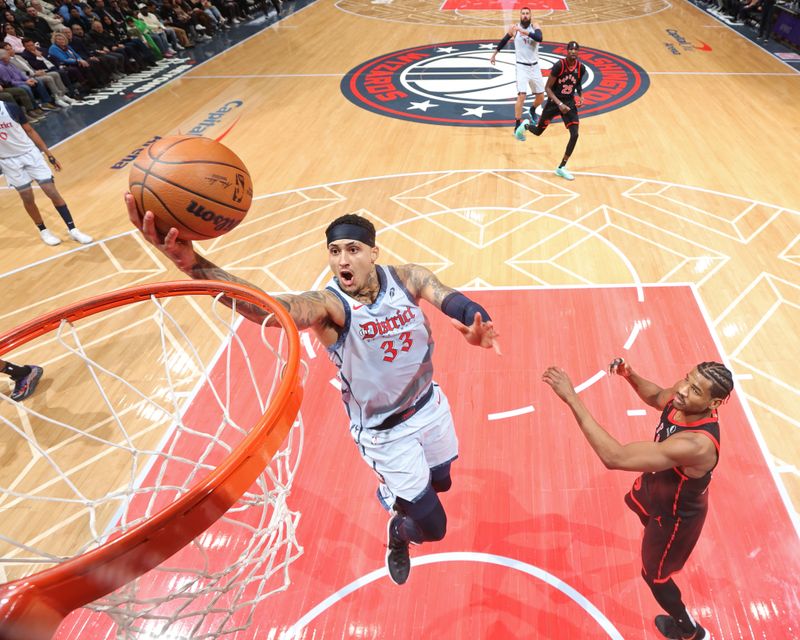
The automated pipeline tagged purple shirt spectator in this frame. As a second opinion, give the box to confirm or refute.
[0,57,30,86]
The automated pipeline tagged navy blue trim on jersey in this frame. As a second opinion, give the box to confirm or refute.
[368,266,389,309]
[325,286,352,352]
[5,102,26,125]
[387,265,415,304]
[339,369,366,452]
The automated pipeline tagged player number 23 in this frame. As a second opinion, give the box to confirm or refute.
[380,332,413,362]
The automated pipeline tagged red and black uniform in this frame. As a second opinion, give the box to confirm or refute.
[537,57,584,129]
[625,401,720,584]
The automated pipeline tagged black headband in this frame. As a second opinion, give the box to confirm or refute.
[326,223,375,247]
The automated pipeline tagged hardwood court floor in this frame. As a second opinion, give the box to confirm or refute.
[0,0,798,637]
[56,287,800,639]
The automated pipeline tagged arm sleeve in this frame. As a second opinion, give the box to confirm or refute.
[496,33,511,51]
[532,29,542,42]
[441,291,491,324]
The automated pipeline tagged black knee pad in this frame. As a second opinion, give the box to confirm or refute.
[395,486,447,543]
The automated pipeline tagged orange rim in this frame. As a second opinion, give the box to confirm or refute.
[0,281,303,640]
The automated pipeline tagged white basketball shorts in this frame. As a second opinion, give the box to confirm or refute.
[516,62,545,95]
[351,382,458,506]
[0,150,53,189]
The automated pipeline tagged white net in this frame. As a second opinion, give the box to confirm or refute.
[0,288,306,639]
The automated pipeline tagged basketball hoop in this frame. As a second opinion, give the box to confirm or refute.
[0,281,305,640]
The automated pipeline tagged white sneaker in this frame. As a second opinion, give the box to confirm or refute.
[40,228,61,245]
[68,228,93,244]
[55,98,71,108]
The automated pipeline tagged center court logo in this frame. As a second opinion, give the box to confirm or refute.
[341,41,650,127]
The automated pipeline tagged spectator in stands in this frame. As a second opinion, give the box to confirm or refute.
[11,0,28,20]
[65,6,92,31]
[103,0,129,26]
[87,19,138,73]
[23,7,53,46]
[70,23,125,78]
[138,4,184,53]
[3,41,74,106]
[159,0,204,45]
[3,9,24,32]
[124,15,165,60]
[129,12,176,58]
[187,0,226,32]
[0,47,58,112]
[172,0,216,36]
[739,0,777,40]
[100,14,156,67]
[0,80,45,121]
[57,0,85,22]
[20,37,84,100]
[4,23,26,53]
[210,0,244,25]
[91,0,116,26]
[48,31,106,92]
[29,0,65,31]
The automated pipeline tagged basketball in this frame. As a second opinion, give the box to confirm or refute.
[129,135,253,241]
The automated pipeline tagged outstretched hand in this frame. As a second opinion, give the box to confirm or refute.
[451,311,501,355]
[125,192,197,273]
[542,366,577,403]
[608,357,632,378]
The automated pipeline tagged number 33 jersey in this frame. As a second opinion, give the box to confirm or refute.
[326,265,434,430]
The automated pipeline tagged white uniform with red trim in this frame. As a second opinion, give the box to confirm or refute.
[0,101,52,189]
[514,24,545,95]
[326,265,458,505]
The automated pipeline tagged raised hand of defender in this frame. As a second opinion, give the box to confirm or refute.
[451,311,502,355]
[608,357,632,378]
[125,192,196,273]
[542,366,577,402]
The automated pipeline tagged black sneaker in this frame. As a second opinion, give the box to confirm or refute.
[385,514,410,585]
[655,615,707,639]
[10,365,43,402]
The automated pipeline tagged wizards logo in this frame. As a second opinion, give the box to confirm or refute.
[342,41,650,127]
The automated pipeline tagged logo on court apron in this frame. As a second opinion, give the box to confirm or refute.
[341,41,649,127]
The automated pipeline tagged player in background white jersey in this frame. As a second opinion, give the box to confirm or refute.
[127,200,501,586]
[489,6,545,140]
[0,101,92,246]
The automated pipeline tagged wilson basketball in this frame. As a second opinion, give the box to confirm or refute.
[129,135,253,241]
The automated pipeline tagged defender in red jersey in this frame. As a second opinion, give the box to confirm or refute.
[543,359,734,640]
[516,40,584,181]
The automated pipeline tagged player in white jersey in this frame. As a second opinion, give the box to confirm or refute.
[0,101,92,246]
[127,201,501,586]
[489,6,545,140]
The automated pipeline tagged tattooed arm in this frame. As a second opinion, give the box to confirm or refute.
[191,255,341,332]
[126,194,343,338]
[394,263,501,353]
[394,263,459,309]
